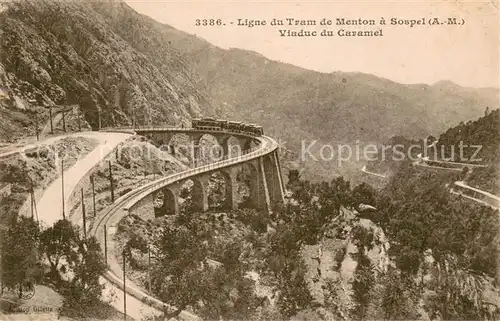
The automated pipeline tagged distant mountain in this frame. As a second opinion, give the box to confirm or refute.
[122,9,498,178]
[1,0,498,180]
[147,20,498,146]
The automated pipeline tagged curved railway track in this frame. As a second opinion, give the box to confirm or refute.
[90,127,279,320]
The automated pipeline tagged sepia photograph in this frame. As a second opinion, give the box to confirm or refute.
[0,0,498,320]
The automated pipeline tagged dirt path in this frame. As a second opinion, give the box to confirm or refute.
[24,130,183,321]
[0,131,94,160]
[5,131,131,320]
[31,131,139,320]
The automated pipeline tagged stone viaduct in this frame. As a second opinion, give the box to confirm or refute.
[124,127,286,219]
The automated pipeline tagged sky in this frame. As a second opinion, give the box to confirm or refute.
[123,0,499,88]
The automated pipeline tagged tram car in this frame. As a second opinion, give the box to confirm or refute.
[226,121,242,132]
[248,124,264,136]
[191,118,264,136]
[191,117,223,131]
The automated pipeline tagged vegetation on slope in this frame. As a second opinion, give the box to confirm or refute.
[0,0,214,135]
[376,165,498,278]
[364,108,500,195]
[0,135,189,319]
[0,136,98,230]
[372,165,500,319]
[114,170,367,320]
[437,108,500,194]
[436,108,500,163]
[0,216,111,319]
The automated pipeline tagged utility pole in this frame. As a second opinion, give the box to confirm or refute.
[61,158,66,220]
[122,250,127,321]
[81,188,87,239]
[109,161,115,203]
[34,112,39,141]
[34,191,39,225]
[148,245,151,293]
[78,106,82,132]
[29,179,39,225]
[49,106,53,134]
[91,174,96,218]
[62,110,66,132]
[148,106,151,127]
[98,109,102,131]
[30,180,34,220]
[132,107,136,130]
[104,224,108,265]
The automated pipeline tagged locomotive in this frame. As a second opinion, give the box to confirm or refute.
[191,117,264,136]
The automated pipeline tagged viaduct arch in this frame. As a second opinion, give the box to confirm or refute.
[123,127,285,219]
[92,125,285,320]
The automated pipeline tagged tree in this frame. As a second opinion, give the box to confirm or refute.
[275,176,346,245]
[60,237,107,317]
[351,182,376,207]
[351,252,375,320]
[39,219,107,317]
[149,223,264,320]
[379,267,421,319]
[123,233,148,270]
[208,174,227,209]
[0,216,42,291]
[351,225,375,252]
[234,208,269,233]
[460,166,470,180]
[264,223,313,318]
[330,176,352,207]
[39,219,80,284]
[275,257,313,318]
[424,256,492,320]
[287,169,301,186]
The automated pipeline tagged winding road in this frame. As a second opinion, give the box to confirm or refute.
[360,165,387,178]
[450,181,500,210]
[8,130,133,318]
[35,131,131,227]
[0,132,92,161]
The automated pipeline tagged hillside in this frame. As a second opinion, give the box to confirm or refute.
[146,17,498,145]
[436,108,500,163]
[1,0,498,180]
[363,108,500,196]
[0,0,214,137]
[438,109,500,194]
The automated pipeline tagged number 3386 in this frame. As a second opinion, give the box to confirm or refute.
[195,19,224,26]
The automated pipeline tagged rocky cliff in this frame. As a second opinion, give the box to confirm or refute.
[0,0,214,138]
